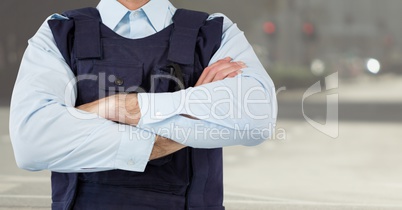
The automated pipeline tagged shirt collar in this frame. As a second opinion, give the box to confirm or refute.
[97,0,172,32]
[97,0,129,30]
[142,0,171,32]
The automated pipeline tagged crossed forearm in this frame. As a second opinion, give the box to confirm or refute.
[76,93,185,160]
[76,58,245,160]
[77,93,141,125]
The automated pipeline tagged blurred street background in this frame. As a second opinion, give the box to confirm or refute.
[1,0,402,209]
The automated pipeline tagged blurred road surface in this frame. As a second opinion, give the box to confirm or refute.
[1,75,402,210]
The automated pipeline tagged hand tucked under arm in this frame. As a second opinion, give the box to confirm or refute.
[149,135,186,160]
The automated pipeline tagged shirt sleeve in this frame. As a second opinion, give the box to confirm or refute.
[9,17,155,173]
[137,14,278,147]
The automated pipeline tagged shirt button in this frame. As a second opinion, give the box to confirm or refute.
[114,78,124,86]
[127,159,135,165]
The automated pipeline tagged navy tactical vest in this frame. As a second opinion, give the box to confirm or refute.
[48,7,224,210]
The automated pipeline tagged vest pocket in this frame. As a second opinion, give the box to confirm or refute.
[76,62,144,105]
[151,65,190,93]
[94,63,144,96]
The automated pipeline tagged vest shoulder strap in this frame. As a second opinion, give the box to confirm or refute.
[48,17,75,71]
[64,8,102,60]
[48,7,102,73]
[168,9,210,65]
[62,7,101,20]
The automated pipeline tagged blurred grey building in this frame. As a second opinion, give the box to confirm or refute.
[266,0,402,74]
[175,0,402,76]
[0,1,98,105]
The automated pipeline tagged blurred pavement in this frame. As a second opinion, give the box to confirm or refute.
[1,75,402,210]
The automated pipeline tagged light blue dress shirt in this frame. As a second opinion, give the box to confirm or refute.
[9,0,277,173]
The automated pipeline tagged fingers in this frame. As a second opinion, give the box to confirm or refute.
[202,61,239,84]
[205,56,232,70]
[196,59,246,86]
[196,57,247,86]
[211,61,246,82]
[195,57,232,87]
[226,70,241,78]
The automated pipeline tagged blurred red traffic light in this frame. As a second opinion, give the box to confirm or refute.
[303,22,314,35]
[263,21,276,35]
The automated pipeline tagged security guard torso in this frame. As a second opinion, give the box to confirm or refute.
[48,7,224,210]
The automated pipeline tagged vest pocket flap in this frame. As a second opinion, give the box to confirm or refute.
[93,63,144,93]
[151,66,190,93]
